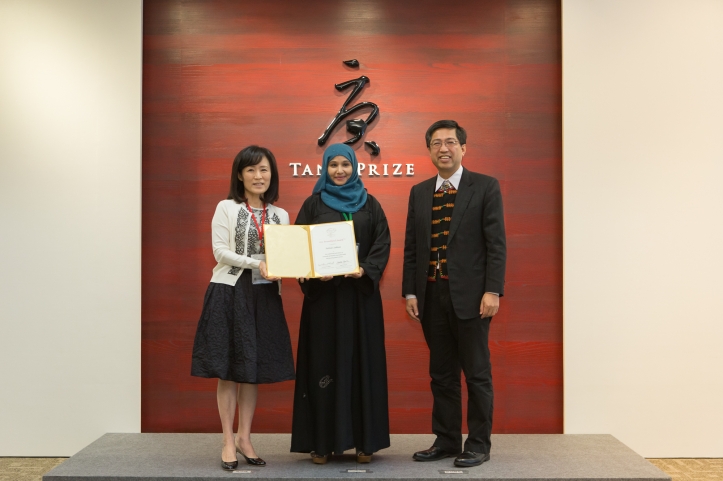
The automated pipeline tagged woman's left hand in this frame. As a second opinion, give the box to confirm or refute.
[345,267,364,279]
[259,261,280,281]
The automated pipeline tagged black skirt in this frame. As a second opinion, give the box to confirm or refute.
[191,270,295,384]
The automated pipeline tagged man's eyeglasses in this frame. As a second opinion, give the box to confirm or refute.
[430,139,460,149]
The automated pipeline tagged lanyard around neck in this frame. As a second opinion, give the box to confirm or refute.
[245,202,267,247]
[342,212,352,221]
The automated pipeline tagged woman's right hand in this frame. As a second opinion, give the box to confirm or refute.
[259,261,280,281]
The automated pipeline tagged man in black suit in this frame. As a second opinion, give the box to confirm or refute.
[403,120,506,467]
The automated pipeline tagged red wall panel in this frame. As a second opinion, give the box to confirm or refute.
[142,0,562,434]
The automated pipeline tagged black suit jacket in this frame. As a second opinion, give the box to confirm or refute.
[402,168,506,320]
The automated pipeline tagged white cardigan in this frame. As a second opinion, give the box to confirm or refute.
[210,199,290,286]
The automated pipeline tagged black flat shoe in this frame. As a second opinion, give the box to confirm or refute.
[454,451,490,467]
[236,446,266,466]
[413,446,458,462]
[221,459,238,470]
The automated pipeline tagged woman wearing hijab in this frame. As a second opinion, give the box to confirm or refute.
[290,143,391,464]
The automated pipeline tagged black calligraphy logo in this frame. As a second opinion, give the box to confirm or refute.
[317,75,379,151]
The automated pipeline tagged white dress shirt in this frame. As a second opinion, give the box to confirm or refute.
[435,165,464,191]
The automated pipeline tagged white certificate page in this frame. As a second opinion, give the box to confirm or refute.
[309,221,359,277]
[263,224,314,278]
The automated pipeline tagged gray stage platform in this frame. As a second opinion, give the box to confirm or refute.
[43,433,670,481]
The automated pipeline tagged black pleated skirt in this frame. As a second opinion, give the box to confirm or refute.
[191,270,295,383]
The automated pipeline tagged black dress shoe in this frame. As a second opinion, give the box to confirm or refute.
[454,451,490,467]
[221,459,238,470]
[236,447,266,466]
[413,446,457,462]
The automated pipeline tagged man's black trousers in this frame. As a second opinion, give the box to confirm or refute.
[421,278,493,454]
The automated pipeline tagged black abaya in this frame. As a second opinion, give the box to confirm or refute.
[290,193,391,456]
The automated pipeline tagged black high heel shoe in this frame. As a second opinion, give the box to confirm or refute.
[221,456,238,471]
[237,446,266,466]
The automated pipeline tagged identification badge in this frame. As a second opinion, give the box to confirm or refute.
[251,254,272,284]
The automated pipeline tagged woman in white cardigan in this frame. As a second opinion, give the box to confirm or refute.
[191,146,295,470]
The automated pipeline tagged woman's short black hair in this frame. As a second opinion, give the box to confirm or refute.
[425,119,467,148]
[227,145,280,204]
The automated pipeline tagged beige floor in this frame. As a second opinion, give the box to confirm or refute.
[649,459,723,481]
[0,458,65,481]
[0,457,721,481]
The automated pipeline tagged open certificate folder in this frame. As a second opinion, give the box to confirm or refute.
[263,221,360,278]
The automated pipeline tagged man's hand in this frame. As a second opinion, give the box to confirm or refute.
[480,293,499,318]
[406,298,420,322]
[259,261,280,281]
[345,267,365,278]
